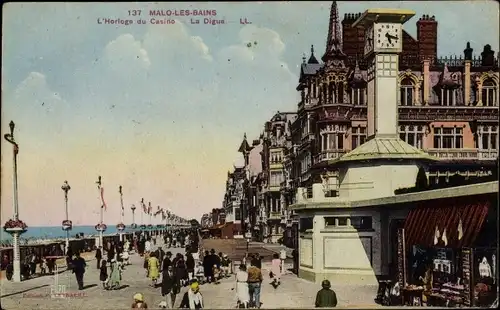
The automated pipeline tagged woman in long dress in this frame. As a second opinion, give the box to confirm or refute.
[108,259,122,290]
[270,253,282,288]
[235,264,250,308]
[148,252,160,287]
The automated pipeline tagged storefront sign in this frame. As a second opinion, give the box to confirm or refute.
[462,247,472,306]
[397,228,406,286]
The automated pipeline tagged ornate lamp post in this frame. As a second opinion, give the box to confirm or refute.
[3,120,27,282]
[94,176,106,247]
[61,180,72,254]
[130,204,137,229]
[117,185,126,241]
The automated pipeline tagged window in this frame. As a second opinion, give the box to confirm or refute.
[350,216,373,230]
[321,132,344,151]
[440,88,457,106]
[351,127,367,149]
[337,82,344,103]
[479,126,499,150]
[399,125,424,148]
[400,78,414,106]
[235,208,241,221]
[324,216,373,230]
[351,88,366,105]
[482,79,497,106]
[433,127,463,149]
[270,151,283,164]
[270,171,283,187]
[299,217,313,232]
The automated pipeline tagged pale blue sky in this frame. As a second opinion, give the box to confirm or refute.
[1,1,498,225]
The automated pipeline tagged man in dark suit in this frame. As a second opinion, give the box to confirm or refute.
[95,247,102,269]
[161,265,179,308]
[155,246,166,271]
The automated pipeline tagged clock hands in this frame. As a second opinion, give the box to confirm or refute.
[385,32,399,45]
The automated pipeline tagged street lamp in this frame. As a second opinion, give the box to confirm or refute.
[94,176,106,247]
[117,185,126,241]
[3,120,26,282]
[131,204,136,228]
[61,180,71,254]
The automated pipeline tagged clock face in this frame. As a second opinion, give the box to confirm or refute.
[375,23,402,50]
[364,26,374,56]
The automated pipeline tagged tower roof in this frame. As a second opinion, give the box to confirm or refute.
[322,1,346,62]
[329,136,438,166]
[308,45,319,64]
[238,133,252,153]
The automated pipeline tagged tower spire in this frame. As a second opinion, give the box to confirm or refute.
[322,1,345,61]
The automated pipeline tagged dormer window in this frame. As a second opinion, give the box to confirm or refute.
[482,79,498,106]
[400,78,414,106]
[440,88,457,106]
[351,87,366,105]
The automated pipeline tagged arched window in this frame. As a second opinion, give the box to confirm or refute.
[351,86,366,105]
[328,82,335,104]
[400,78,414,106]
[482,79,497,106]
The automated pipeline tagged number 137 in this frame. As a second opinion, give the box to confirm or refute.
[128,10,141,16]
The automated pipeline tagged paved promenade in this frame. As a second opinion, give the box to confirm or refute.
[2,240,380,309]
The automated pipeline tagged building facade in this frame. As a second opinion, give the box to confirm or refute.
[280,1,499,247]
[219,1,498,246]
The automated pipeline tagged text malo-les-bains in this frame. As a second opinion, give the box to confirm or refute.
[149,9,217,17]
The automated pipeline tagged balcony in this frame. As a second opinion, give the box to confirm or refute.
[427,148,498,161]
[314,149,347,164]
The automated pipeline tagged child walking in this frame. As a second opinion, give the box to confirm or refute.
[100,260,108,289]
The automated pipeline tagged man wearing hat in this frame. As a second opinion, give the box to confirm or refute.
[131,293,148,308]
[179,282,204,309]
[220,254,231,278]
[314,280,337,308]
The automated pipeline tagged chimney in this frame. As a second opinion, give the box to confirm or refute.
[417,15,438,62]
[481,44,495,66]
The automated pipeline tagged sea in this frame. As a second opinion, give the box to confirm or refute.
[0,225,136,242]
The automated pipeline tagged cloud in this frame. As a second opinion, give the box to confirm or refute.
[104,34,151,74]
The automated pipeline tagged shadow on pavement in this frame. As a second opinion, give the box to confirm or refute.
[108,284,129,290]
[82,284,98,290]
[2,284,50,298]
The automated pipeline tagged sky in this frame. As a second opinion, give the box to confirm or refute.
[1,1,499,226]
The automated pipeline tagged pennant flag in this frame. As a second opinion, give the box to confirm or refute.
[458,218,463,240]
[142,201,147,214]
[100,187,107,211]
[148,203,152,214]
[154,207,162,216]
[434,226,440,245]
[442,228,448,246]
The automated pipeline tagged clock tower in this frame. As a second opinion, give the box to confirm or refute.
[353,9,414,138]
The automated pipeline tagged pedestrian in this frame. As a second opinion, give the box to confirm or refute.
[108,259,122,290]
[270,253,282,289]
[156,246,166,270]
[163,251,173,271]
[132,293,148,308]
[72,252,87,290]
[100,260,108,289]
[148,252,160,287]
[186,253,195,281]
[202,251,213,283]
[247,259,263,308]
[145,239,152,254]
[279,249,287,274]
[160,265,179,308]
[220,254,231,278]
[314,280,338,308]
[179,282,204,309]
[175,254,188,287]
[96,246,103,269]
[194,261,205,284]
[234,264,250,308]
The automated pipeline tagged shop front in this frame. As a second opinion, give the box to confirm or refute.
[397,193,497,307]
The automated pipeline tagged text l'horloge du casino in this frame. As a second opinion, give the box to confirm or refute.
[96,9,250,26]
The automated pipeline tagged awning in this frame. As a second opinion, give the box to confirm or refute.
[209,223,227,230]
[404,198,490,248]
